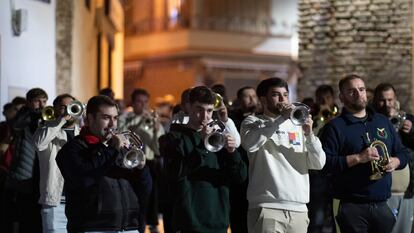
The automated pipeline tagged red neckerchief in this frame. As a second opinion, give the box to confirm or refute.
[80,126,100,144]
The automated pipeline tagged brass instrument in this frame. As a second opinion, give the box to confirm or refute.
[41,106,56,121]
[204,120,226,152]
[108,129,146,169]
[213,93,224,111]
[369,140,390,180]
[290,102,310,126]
[319,106,338,122]
[66,100,86,119]
[389,100,406,132]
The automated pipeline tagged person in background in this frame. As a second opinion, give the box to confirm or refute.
[33,94,81,233]
[229,86,259,131]
[2,88,48,233]
[372,83,414,233]
[118,88,164,233]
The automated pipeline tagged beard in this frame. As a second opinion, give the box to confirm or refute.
[349,99,367,112]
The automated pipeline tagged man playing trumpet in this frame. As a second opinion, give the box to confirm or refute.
[240,77,326,233]
[160,86,247,233]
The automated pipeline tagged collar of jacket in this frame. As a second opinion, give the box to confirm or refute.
[340,105,376,124]
[79,126,100,144]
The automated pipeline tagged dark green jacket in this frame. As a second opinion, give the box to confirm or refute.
[160,124,247,233]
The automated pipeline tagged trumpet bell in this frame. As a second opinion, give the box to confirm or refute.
[369,140,390,180]
[213,93,224,111]
[41,106,56,121]
[204,131,226,152]
[290,103,310,126]
[66,100,85,118]
[122,149,146,169]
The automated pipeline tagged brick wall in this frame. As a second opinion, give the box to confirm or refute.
[298,0,412,110]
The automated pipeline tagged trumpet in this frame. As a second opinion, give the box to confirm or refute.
[290,102,310,126]
[41,106,56,121]
[213,93,224,111]
[369,140,390,180]
[390,111,406,132]
[66,100,86,119]
[108,129,146,169]
[204,120,226,152]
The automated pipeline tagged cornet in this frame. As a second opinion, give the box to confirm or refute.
[290,103,310,126]
[204,120,226,152]
[369,139,390,180]
[108,129,146,169]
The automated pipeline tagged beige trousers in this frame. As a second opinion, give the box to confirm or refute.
[247,207,309,233]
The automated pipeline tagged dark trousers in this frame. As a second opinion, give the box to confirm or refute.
[336,201,396,233]
[307,172,335,233]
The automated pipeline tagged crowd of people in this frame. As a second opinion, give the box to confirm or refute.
[0,74,413,233]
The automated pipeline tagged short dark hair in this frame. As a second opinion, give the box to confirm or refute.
[189,86,215,104]
[86,95,118,117]
[256,77,289,98]
[315,85,334,105]
[181,88,191,105]
[131,88,150,103]
[237,86,255,100]
[99,88,115,100]
[211,84,226,98]
[53,94,75,108]
[3,103,14,113]
[373,83,396,108]
[338,74,363,92]
[11,96,26,106]
[26,88,48,102]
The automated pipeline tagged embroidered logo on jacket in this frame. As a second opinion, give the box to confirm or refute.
[377,128,388,139]
[288,132,300,145]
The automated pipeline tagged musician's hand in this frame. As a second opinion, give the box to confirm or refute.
[109,134,129,150]
[302,115,313,136]
[401,119,412,134]
[279,104,293,120]
[357,147,380,164]
[224,134,236,153]
[385,157,400,172]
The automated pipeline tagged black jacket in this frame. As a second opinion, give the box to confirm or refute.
[56,135,151,232]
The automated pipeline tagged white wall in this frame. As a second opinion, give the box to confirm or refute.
[0,0,56,120]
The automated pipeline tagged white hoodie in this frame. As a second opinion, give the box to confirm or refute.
[241,114,325,212]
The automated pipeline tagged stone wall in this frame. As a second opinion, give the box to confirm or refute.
[56,0,74,95]
[298,0,412,109]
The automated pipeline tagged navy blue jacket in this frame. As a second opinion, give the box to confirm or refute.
[320,107,407,202]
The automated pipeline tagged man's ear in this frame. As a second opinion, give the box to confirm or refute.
[338,93,344,103]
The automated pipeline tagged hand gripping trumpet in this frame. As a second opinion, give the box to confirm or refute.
[108,129,146,169]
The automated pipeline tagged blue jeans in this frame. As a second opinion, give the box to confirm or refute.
[41,203,67,233]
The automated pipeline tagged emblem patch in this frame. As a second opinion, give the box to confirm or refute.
[288,132,300,145]
[377,128,388,139]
